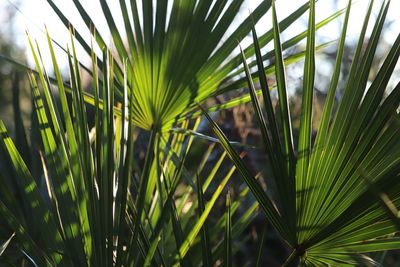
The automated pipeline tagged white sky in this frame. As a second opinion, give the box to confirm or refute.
[1,0,400,70]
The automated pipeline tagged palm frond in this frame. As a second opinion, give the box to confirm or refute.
[205,0,400,265]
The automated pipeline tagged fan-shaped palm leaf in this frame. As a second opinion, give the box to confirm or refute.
[43,0,338,131]
[204,0,400,265]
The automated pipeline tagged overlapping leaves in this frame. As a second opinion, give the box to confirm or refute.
[42,0,345,131]
[205,0,400,265]
[0,31,258,266]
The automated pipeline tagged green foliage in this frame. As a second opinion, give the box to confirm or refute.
[46,0,269,130]
[0,34,256,265]
[41,0,347,131]
[0,0,399,266]
[205,0,400,265]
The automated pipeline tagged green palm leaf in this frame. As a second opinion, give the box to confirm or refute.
[224,193,232,267]
[206,0,400,265]
[41,0,320,131]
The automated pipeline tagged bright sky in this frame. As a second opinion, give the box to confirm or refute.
[1,0,400,71]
